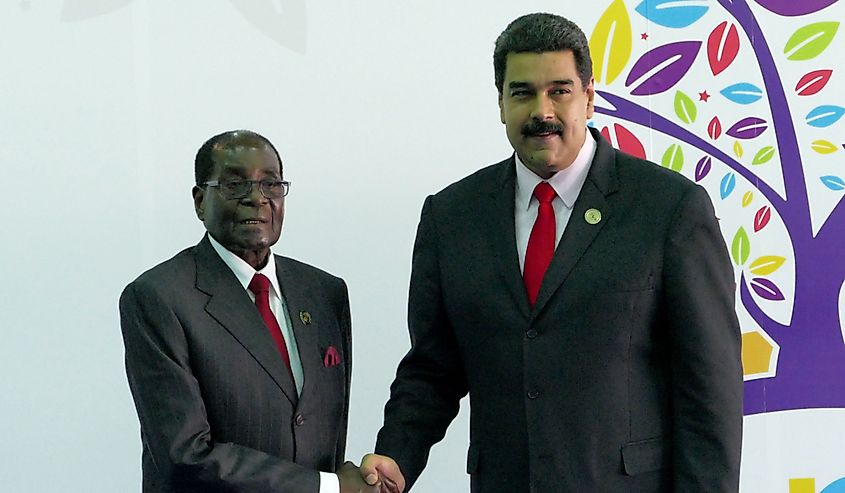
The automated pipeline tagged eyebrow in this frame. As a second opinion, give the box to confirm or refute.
[508,79,575,90]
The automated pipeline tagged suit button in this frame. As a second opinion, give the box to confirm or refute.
[527,390,539,399]
[294,414,306,426]
[526,329,538,339]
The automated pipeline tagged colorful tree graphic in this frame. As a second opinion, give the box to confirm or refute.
[588,0,844,415]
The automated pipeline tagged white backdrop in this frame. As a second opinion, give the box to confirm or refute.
[2,1,843,492]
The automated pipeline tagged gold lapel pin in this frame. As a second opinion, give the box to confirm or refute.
[299,311,312,325]
[584,208,602,225]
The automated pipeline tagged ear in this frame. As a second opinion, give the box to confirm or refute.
[585,77,596,120]
[192,186,205,221]
[498,93,506,124]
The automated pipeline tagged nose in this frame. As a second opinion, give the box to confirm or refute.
[241,181,268,205]
[530,94,554,120]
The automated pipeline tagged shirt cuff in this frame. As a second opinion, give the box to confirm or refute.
[319,471,340,493]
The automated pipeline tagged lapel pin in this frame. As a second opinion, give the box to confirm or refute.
[299,311,312,325]
[584,208,602,225]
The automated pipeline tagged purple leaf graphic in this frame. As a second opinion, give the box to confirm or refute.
[726,117,769,139]
[749,277,786,301]
[625,41,702,96]
[695,155,712,182]
[752,0,837,17]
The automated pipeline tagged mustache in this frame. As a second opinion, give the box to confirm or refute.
[521,120,563,136]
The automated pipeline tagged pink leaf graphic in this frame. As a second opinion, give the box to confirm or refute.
[750,277,785,301]
[726,117,768,139]
[708,116,722,140]
[754,205,771,232]
[795,69,833,96]
[695,155,712,182]
[625,41,702,96]
[752,0,838,16]
[707,21,740,76]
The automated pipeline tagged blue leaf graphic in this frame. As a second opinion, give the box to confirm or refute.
[720,82,764,104]
[805,105,845,128]
[635,0,709,28]
[720,173,737,199]
[820,175,845,191]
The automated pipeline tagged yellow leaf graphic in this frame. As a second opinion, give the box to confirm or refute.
[590,0,633,85]
[734,140,744,158]
[749,255,786,275]
[811,139,839,154]
[742,191,753,207]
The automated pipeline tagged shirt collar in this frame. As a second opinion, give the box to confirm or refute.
[514,128,597,211]
[207,234,281,298]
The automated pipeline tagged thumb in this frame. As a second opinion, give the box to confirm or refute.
[360,454,379,485]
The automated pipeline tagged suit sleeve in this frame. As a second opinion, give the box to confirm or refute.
[119,280,321,493]
[663,185,743,492]
[335,279,352,472]
[375,196,469,489]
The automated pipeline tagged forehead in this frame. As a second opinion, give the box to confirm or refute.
[503,50,580,86]
[211,143,281,176]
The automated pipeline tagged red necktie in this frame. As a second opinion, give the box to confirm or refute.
[523,182,557,306]
[248,273,292,375]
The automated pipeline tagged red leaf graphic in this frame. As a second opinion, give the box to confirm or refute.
[708,116,722,140]
[707,21,740,76]
[614,124,647,159]
[754,205,771,232]
[600,124,647,159]
[795,69,833,96]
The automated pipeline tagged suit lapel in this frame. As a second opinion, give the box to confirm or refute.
[482,158,531,319]
[275,257,320,407]
[194,236,298,405]
[531,129,620,318]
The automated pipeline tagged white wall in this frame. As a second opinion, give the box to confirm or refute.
[2,1,843,492]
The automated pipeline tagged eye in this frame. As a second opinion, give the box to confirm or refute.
[222,180,247,193]
[551,88,571,95]
[511,89,531,98]
[261,180,283,190]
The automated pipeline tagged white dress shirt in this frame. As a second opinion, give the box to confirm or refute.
[514,129,597,271]
[208,235,340,493]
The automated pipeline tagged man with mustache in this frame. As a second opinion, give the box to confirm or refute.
[362,13,743,492]
[120,130,381,492]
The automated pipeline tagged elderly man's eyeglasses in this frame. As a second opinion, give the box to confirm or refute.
[203,179,291,200]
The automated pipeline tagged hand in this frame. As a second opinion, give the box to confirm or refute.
[337,462,378,493]
[360,454,406,493]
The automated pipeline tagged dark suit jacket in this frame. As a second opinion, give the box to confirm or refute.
[375,128,743,492]
[120,235,351,492]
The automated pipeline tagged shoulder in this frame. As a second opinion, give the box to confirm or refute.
[425,157,511,208]
[611,147,703,209]
[124,245,197,295]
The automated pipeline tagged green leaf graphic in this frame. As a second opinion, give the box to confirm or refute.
[752,146,775,165]
[674,90,698,124]
[661,144,684,172]
[749,255,786,275]
[731,227,750,266]
[784,22,840,61]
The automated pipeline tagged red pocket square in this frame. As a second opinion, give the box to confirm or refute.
[323,346,341,368]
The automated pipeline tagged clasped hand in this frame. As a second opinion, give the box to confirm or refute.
[337,454,405,493]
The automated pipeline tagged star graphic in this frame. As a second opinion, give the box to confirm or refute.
[640,32,649,40]
[699,90,711,102]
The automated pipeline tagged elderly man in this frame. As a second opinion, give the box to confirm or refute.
[120,130,376,492]
[363,12,743,492]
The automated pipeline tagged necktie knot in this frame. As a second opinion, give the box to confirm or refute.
[248,273,271,295]
[533,182,556,204]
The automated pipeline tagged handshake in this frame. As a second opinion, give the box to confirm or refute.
[337,454,406,493]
